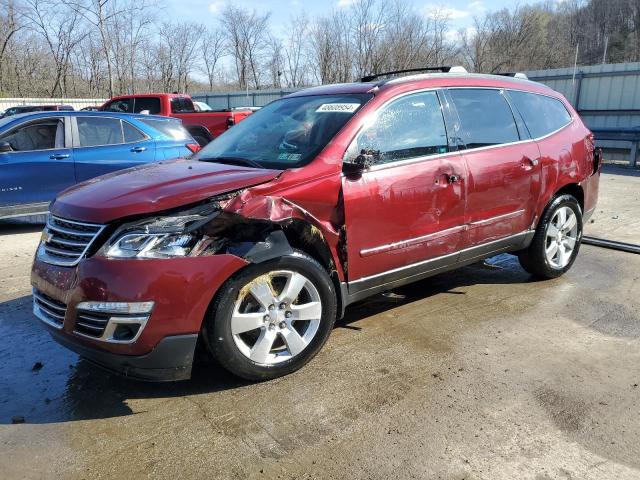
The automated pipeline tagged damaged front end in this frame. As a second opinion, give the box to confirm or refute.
[99,190,342,282]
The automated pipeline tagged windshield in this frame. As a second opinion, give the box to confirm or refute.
[193,93,372,169]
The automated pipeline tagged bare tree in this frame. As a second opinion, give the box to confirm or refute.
[282,14,309,87]
[0,0,26,92]
[265,34,284,88]
[63,0,155,96]
[200,27,226,91]
[24,0,88,96]
[221,5,271,89]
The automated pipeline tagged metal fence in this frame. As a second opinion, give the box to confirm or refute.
[191,89,298,110]
[526,62,640,166]
[0,97,106,111]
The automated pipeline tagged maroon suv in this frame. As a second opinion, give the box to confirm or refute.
[31,68,601,381]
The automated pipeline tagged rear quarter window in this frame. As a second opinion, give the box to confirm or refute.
[508,90,572,138]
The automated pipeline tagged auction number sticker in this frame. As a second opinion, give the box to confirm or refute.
[316,103,360,113]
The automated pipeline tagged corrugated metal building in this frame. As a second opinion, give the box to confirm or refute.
[526,62,640,164]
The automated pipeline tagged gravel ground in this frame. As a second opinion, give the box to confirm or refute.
[0,168,639,480]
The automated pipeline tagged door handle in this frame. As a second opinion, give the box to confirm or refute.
[523,157,539,167]
[447,174,462,184]
[49,153,70,160]
[130,146,146,153]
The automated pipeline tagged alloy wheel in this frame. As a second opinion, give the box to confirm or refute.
[545,206,578,268]
[231,270,322,365]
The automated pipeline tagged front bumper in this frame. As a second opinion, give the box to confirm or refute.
[31,253,248,381]
[50,329,198,381]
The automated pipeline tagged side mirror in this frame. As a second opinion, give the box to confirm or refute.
[0,142,13,153]
[342,150,378,176]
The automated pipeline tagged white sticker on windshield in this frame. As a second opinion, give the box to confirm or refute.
[316,103,360,113]
[278,153,302,161]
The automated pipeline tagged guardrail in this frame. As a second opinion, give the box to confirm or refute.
[591,127,640,168]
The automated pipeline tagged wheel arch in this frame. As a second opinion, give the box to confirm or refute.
[555,183,584,213]
[201,213,346,322]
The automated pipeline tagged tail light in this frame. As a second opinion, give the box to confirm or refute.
[186,143,201,153]
[226,116,235,128]
[593,147,602,175]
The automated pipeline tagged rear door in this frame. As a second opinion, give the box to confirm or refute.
[342,90,467,286]
[72,116,156,181]
[0,116,75,209]
[448,88,541,248]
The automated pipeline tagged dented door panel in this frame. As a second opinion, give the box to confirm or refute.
[342,154,467,281]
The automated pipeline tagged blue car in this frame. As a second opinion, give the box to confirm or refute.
[0,111,199,219]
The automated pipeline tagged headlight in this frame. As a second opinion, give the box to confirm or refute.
[107,232,198,258]
[102,202,222,259]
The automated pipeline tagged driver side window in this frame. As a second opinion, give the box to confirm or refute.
[345,90,448,165]
[0,118,64,152]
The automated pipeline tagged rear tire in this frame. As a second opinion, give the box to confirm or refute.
[204,251,337,381]
[518,194,583,279]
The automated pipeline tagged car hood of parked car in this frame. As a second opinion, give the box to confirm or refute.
[51,158,282,224]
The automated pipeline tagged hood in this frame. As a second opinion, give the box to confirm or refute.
[51,159,281,223]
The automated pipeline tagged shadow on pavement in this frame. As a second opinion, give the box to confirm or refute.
[0,218,45,236]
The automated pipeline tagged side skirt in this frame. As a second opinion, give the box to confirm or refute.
[341,230,535,309]
[0,202,50,220]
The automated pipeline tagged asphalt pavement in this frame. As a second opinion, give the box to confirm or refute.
[1,166,639,480]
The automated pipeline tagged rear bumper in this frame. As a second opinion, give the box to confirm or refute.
[49,328,198,381]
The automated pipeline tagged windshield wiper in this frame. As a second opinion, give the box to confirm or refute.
[199,156,263,169]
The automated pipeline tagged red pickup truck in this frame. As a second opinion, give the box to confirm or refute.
[100,93,253,145]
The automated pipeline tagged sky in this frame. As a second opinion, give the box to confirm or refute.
[165,0,526,36]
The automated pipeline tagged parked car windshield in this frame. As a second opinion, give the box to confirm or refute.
[193,94,373,169]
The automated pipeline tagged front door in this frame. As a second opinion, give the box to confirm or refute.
[342,90,467,289]
[0,116,75,210]
[447,88,541,246]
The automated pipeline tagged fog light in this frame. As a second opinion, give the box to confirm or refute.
[112,323,141,342]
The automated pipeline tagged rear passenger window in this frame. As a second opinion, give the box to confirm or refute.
[449,89,520,148]
[133,97,161,114]
[77,117,124,147]
[122,121,146,142]
[346,91,449,164]
[508,91,572,138]
[170,97,196,113]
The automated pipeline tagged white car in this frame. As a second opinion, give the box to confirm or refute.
[193,101,213,112]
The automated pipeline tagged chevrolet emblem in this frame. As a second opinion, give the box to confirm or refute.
[41,230,53,243]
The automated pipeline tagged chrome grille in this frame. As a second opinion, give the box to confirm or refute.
[33,289,67,328]
[75,311,110,338]
[40,215,105,266]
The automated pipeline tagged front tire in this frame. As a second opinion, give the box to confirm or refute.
[205,252,337,381]
[518,194,583,279]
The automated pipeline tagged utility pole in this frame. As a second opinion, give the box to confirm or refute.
[602,35,609,64]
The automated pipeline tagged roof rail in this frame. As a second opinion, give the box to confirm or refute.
[497,72,529,80]
[361,65,468,82]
